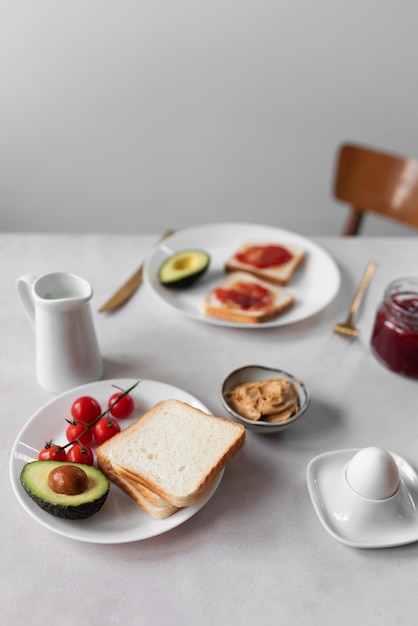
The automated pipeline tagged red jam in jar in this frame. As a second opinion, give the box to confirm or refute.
[370,278,418,378]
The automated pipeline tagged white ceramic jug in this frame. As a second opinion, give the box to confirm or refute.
[17,272,103,393]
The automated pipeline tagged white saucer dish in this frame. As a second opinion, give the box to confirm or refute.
[10,378,223,544]
[144,222,341,328]
[306,448,418,549]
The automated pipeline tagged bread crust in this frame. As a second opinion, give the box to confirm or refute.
[225,241,306,286]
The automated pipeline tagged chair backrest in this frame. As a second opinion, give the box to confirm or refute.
[333,143,418,235]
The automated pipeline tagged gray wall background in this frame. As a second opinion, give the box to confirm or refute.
[1,1,417,237]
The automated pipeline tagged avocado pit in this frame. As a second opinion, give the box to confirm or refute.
[48,465,89,495]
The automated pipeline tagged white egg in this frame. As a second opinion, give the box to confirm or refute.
[345,447,400,500]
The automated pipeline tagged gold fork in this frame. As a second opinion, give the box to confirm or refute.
[333,259,377,338]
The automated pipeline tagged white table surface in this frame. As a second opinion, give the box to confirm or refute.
[2,232,418,626]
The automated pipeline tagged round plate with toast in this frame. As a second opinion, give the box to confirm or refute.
[10,379,223,544]
[144,222,341,327]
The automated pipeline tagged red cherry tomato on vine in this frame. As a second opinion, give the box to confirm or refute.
[38,442,67,462]
[108,392,135,419]
[67,443,94,466]
[66,422,93,446]
[93,417,121,445]
[71,396,102,425]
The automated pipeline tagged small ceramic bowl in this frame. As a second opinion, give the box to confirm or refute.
[220,365,310,434]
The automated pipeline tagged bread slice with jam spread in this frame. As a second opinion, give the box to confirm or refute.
[225,241,306,286]
[203,271,294,324]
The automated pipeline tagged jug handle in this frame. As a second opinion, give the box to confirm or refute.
[16,274,37,329]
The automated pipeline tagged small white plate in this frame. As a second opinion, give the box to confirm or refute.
[143,222,340,328]
[10,378,223,544]
[307,449,418,549]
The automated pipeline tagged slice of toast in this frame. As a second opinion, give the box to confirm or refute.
[225,241,306,286]
[203,271,294,324]
[97,399,245,509]
[96,436,180,519]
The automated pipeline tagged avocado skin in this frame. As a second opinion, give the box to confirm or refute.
[20,461,110,520]
[158,250,210,288]
[22,489,109,520]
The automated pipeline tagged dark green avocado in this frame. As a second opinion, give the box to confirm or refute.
[20,461,110,520]
[158,249,210,288]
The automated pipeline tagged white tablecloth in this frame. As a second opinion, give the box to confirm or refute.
[2,233,418,626]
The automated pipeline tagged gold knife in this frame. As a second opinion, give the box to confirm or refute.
[98,229,175,313]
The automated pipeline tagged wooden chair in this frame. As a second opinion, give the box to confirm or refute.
[333,143,418,235]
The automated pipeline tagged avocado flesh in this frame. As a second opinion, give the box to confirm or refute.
[158,250,210,288]
[20,461,110,520]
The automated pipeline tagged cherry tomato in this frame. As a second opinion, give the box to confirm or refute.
[71,396,102,425]
[93,417,121,445]
[65,421,93,446]
[66,443,94,466]
[38,442,67,462]
[108,392,135,419]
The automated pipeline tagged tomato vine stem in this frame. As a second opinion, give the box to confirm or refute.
[51,380,140,453]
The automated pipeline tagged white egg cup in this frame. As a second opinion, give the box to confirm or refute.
[307,447,418,548]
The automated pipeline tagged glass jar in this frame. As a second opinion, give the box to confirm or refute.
[370,277,418,378]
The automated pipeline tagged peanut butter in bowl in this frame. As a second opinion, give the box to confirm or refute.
[225,378,299,423]
[220,365,310,434]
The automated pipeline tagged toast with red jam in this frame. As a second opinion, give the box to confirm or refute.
[225,241,306,286]
[203,271,294,324]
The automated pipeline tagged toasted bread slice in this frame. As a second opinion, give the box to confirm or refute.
[115,463,220,515]
[203,271,294,324]
[97,399,245,508]
[225,241,306,286]
[97,436,180,519]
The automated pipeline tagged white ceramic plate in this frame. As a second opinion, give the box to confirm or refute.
[143,222,340,328]
[307,449,418,549]
[10,378,223,544]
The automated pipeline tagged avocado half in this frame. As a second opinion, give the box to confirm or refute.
[158,249,210,288]
[20,461,110,520]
